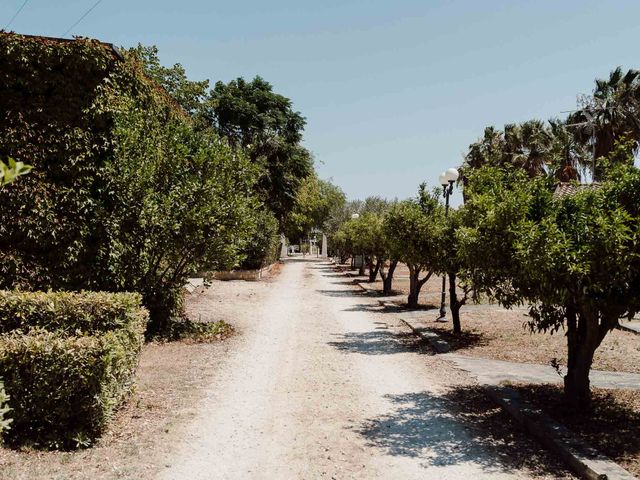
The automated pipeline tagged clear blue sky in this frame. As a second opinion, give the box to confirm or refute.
[3,1,640,203]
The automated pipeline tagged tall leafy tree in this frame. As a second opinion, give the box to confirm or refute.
[128,44,210,117]
[383,189,444,308]
[458,163,640,409]
[205,76,313,223]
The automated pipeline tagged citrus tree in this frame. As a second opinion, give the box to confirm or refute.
[383,189,444,308]
[458,165,640,408]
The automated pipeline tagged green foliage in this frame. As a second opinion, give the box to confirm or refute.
[0,33,257,336]
[284,175,346,241]
[206,76,313,223]
[0,379,11,441]
[162,319,233,343]
[128,44,209,117]
[458,164,640,406]
[462,67,640,183]
[0,329,142,449]
[383,189,444,273]
[0,157,31,186]
[0,290,147,335]
[0,290,147,449]
[239,208,280,270]
[382,189,445,306]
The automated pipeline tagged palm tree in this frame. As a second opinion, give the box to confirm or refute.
[568,67,640,179]
[503,120,551,177]
[548,119,587,182]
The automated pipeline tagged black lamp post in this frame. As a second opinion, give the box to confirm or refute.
[436,167,459,321]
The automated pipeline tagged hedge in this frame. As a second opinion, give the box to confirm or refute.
[0,290,147,335]
[0,291,147,449]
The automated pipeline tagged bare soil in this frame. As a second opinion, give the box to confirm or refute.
[351,262,640,374]
[514,384,640,477]
[0,277,275,480]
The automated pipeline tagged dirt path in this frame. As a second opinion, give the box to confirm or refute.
[157,258,572,480]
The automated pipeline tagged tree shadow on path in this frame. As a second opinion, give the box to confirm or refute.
[328,330,429,355]
[352,387,573,477]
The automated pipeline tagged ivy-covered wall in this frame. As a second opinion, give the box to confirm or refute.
[0,33,256,335]
[0,35,120,288]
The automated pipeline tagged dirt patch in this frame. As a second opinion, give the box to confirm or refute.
[426,307,640,374]
[513,384,640,477]
[0,339,232,480]
[0,278,272,480]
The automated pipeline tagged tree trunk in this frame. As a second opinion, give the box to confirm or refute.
[564,308,611,410]
[358,255,366,276]
[368,257,382,282]
[407,265,420,308]
[407,266,431,309]
[448,272,462,334]
[381,259,398,295]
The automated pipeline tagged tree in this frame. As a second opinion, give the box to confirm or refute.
[0,35,257,338]
[205,76,313,224]
[128,44,210,118]
[458,164,640,409]
[383,190,444,308]
[283,175,345,247]
[569,67,640,180]
[431,207,470,334]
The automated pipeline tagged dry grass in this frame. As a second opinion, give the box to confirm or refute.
[349,263,640,374]
[0,339,232,480]
[427,307,640,374]
[514,384,640,477]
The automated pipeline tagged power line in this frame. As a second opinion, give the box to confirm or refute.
[4,0,30,30]
[61,0,105,38]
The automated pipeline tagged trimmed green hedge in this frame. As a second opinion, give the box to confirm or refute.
[0,291,147,449]
[0,290,147,335]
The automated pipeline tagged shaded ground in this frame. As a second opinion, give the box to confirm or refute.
[348,262,640,374]
[158,258,573,479]
[514,384,640,477]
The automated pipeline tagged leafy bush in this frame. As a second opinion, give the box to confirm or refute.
[0,290,147,335]
[0,327,144,449]
[0,290,147,449]
[239,208,280,270]
[0,33,257,336]
[0,378,11,441]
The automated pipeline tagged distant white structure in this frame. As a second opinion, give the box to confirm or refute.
[321,233,328,257]
[280,233,288,259]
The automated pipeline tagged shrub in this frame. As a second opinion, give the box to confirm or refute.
[239,208,280,270]
[0,290,147,335]
[0,378,11,441]
[0,290,147,449]
[0,327,143,449]
[0,33,258,337]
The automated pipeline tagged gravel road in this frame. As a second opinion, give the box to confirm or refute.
[157,258,570,480]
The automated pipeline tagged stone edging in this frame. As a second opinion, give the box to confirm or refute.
[617,322,640,336]
[398,318,451,353]
[486,386,636,480]
[211,263,276,281]
[399,316,636,480]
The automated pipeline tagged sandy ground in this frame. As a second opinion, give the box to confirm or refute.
[157,258,572,480]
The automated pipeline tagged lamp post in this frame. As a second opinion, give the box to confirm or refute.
[351,213,360,269]
[436,167,459,321]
